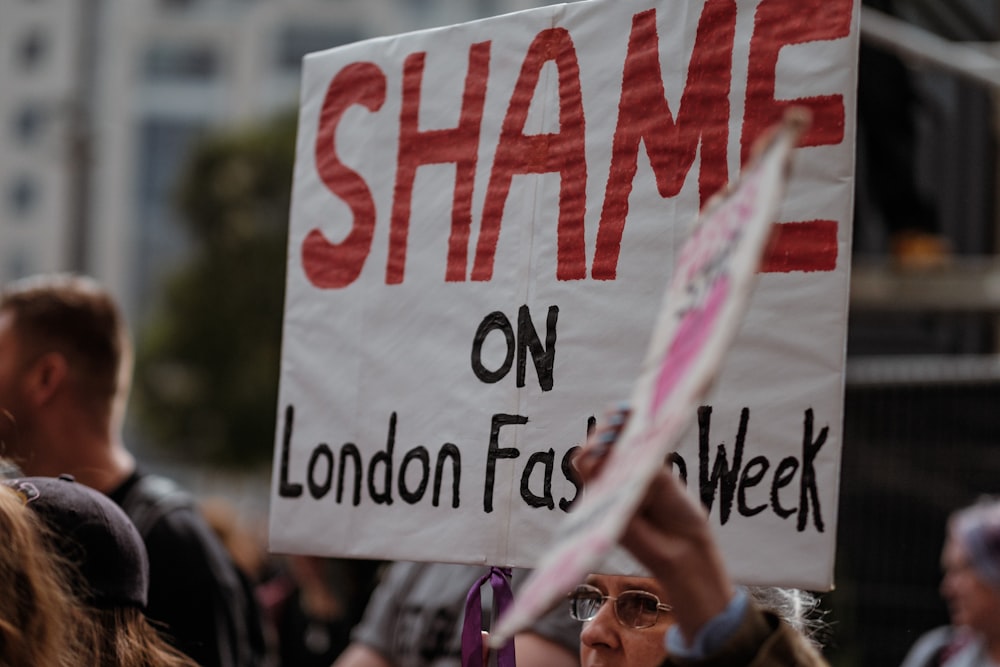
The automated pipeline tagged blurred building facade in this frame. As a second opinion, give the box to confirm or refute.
[0,0,562,328]
[0,1,88,281]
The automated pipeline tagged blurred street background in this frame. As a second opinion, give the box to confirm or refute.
[2,0,1000,664]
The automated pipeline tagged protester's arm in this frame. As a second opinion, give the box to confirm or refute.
[621,478,827,666]
[332,643,394,667]
[575,407,827,666]
[668,604,826,667]
[620,466,735,645]
[332,562,408,667]
[574,407,734,646]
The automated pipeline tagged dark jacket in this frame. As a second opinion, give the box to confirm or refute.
[663,604,827,667]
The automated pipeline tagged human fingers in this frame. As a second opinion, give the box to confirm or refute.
[620,469,705,555]
[573,402,631,482]
[621,471,733,640]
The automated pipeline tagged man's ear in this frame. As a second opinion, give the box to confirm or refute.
[25,352,69,406]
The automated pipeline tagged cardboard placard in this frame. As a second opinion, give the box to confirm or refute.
[270,0,858,590]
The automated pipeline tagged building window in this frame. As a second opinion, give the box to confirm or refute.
[16,28,49,71]
[144,43,219,81]
[276,25,364,71]
[134,119,207,317]
[12,104,47,145]
[7,176,39,217]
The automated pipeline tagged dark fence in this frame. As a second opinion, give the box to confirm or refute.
[824,362,1000,665]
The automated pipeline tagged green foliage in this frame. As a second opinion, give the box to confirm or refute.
[133,111,298,467]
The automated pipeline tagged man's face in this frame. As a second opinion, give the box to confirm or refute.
[0,310,33,461]
[578,574,671,667]
[940,534,1000,634]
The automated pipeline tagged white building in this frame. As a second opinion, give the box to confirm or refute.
[0,0,88,280]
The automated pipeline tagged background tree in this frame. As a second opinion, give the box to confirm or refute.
[132,111,297,467]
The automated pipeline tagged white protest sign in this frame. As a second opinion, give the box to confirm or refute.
[270,0,858,590]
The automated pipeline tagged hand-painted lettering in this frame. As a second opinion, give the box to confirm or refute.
[279,407,461,509]
[698,406,749,523]
[696,405,827,531]
[484,413,526,513]
[471,311,516,384]
[368,412,397,505]
[798,408,826,532]
[558,445,582,512]
[472,27,587,282]
[281,402,822,522]
[521,449,556,509]
[742,0,853,163]
[592,2,737,280]
[303,62,387,289]
[389,42,492,284]
[279,404,304,498]
[304,3,849,288]
[471,305,559,391]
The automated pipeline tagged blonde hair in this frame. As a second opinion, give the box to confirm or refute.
[87,607,200,667]
[0,486,91,667]
[0,484,199,667]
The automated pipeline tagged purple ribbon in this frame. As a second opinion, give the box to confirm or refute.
[461,566,516,667]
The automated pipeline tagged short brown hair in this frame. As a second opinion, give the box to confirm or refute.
[0,274,131,407]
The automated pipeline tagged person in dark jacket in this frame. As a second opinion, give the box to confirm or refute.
[0,273,266,667]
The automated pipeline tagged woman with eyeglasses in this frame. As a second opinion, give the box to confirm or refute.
[571,574,674,667]
[569,406,828,667]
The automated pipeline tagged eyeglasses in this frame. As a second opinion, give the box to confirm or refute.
[568,584,672,629]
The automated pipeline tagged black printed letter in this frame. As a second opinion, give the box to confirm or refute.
[797,408,826,532]
[484,413,526,512]
[278,405,303,498]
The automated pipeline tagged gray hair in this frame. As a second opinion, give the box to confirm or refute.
[950,496,1000,590]
[747,586,827,649]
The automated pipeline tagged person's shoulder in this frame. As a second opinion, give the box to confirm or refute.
[119,472,232,570]
[115,472,194,530]
[380,561,486,595]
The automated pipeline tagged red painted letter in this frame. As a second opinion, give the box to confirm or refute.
[742,0,853,163]
[303,62,386,289]
[388,42,491,284]
[472,28,587,282]
[760,220,839,273]
[593,3,737,281]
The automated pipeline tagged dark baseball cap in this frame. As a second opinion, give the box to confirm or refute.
[3,474,149,609]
